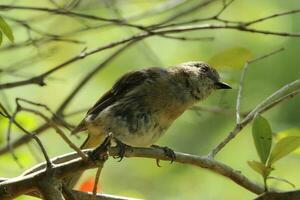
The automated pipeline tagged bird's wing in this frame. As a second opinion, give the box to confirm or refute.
[71,68,161,134]
[87,69,149,116]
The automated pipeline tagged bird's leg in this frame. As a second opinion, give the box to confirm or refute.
[151,145,176,167]
[113,138,130,162]
[89,133,112,161]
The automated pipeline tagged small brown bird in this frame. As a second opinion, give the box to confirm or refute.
[72,61,231,152]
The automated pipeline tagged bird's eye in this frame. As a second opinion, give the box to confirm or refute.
[201,65,209,73]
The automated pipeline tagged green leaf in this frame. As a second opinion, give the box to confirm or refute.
[252,115,272,164]
[247,160,272,178]
[268,136,300,166]
[0,16,14,43]
[208,47,253,69]
[276,128,300,138]
[275,128,300,155]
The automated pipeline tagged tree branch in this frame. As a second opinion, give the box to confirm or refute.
[255,190,300,200]
[236,48,284,123]
[6,147,264,198]
[209,79,300,157]
[70,190,141,200]
[1,21,300,90]
[38,176,64,200]
[0,5,145,30]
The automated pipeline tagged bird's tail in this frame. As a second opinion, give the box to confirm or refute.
[80,132,107,149]
[64,131,107,189]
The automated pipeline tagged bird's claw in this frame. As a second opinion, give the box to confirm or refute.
[152,145,176,167]
[113,139,130,162]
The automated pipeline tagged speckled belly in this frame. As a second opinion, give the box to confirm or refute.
[95,104,167,147]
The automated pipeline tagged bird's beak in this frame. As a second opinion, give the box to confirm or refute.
[215,81,232,89]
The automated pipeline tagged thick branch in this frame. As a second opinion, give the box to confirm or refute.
[38,176,64,200]
[1,147,264,200]
[255,190,300,200]
[70,190,141,200]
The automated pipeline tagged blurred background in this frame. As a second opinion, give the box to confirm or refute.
[0,0,300,199]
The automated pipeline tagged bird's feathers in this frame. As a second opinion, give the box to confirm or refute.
[87,69,149,117]
[71,68,161,135]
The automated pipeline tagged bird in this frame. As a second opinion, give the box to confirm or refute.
[65,61,231,188]
[71,61,231,154]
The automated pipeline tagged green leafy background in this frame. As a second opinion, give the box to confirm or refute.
[0,0,300,199]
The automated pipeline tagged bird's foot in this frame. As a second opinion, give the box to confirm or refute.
[151,145,176,167]
[113,139,130,162]
[89,133,112,161]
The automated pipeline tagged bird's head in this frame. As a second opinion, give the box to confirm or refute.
[174,61,231,100]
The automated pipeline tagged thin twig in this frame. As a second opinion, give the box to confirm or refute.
[56,40,139,115]
[0,5,146,30]
[257,90,300,114]
[16,98,72,130]
[160,34,214,41]
[0,35,144,89]
[246,8,300,26]
[248,48,285,64]
[70,190,140,200]
[236,48,284,123]
[0,103,53,168]
[6,107,23,168]
[150,0,218,27]
[214,0,235,17]
[91,167,102,200]
[19,107,88,161]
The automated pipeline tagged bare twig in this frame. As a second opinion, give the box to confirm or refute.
[6,107,23,168]
[257,90,300,114]
[214,0,235,17]
[236,48,284,123]
[255,190,300,200]
[19,107,87,161]
[16,98,72,129]
[150,0,218,27]
[0,5,146,30]
[0,35,143,89]
[159,34,214,41]
[56,40,139,115]
[0,103,53,168]
[246,8,300,26]
[126,0,187,21]
[91,167,102,200]
[70,190,140,200]
[0,123,50,156]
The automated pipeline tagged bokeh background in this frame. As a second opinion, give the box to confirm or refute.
[0,0,300,199]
